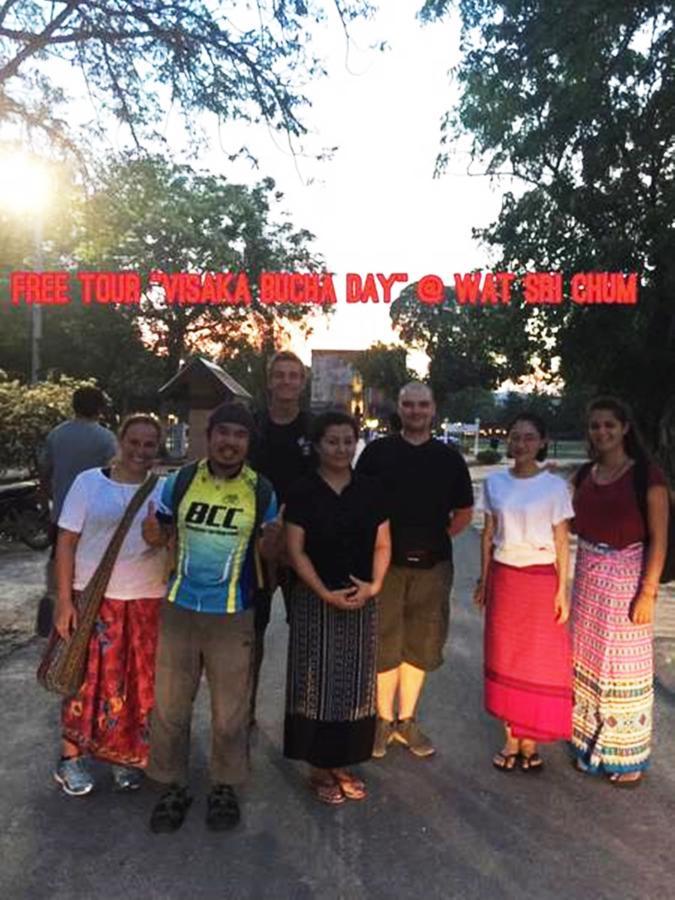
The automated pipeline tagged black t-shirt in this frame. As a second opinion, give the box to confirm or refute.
[248,410,314,504]
[355,434,473,565]
[285,471,389,590]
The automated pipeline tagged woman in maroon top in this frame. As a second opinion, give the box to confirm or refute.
[571,397,669,786]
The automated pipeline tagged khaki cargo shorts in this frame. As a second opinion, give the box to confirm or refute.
[377,561,453,673]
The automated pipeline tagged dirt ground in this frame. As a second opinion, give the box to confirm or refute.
[0,540,47,659]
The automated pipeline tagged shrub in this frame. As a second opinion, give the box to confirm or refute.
[0,372,98,474]
[476,449,502,464]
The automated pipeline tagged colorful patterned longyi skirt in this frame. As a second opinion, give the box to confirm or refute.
[571,540,652,774]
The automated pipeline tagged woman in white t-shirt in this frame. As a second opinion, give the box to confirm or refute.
[53,414,167,797]
[474,413,574,772]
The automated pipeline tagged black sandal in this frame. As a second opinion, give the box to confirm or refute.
[520,753,544,773]
[492,750,519,772]
[206,784,241,831]
[149,784,193,834]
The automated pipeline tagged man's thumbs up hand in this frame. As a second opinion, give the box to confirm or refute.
[141,499,163,546]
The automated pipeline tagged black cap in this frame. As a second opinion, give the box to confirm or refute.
[207,402,256,436]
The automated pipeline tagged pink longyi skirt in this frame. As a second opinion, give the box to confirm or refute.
[484,562,572,742]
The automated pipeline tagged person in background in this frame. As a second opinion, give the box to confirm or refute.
[356,382,473,758]
[475,413,574,772]
[53,414,166,796]
[142,402,279,833]
[37,387,118,635]
[39,386,118,538]
[248,351,314,724]
[571,396,669,786]
[284,412,390,803]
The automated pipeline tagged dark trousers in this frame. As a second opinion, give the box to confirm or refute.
[147,602,254,786]
[250,570,293,721]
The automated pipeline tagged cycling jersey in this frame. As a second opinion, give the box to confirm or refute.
[157,460,277,614]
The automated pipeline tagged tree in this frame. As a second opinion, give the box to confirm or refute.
[222,344,270,401]
[443,386,497,424]
[420,0,675,474]
[390,280,531,408]
[353,342,415,403]
[0,302,167,412]
[0,157,169,409]
[1,154,329,396]
[0,1,373,154]
[78,154,328,377]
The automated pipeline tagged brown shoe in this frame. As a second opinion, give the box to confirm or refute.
[394,718,435,757]
[372,718,396,758]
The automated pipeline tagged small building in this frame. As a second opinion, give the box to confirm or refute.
[158,356,251,460]
[310,349,393,423]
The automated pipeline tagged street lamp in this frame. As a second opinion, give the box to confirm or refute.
[0,150,53,383]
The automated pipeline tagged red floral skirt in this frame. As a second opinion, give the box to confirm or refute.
[61,596,161,767]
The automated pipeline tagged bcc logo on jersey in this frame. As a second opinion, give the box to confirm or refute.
[185,501,243,531]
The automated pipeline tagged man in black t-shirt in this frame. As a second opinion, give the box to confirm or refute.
[247,350,314,723]
[356,382,474,758]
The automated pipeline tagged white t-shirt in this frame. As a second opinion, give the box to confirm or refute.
[479,470,574,567]
[58,468,167,600]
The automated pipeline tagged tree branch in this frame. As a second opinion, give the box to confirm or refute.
[0,0,84,84]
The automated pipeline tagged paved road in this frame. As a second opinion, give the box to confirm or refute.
[1,528,675,899]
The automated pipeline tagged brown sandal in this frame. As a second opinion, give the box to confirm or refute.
[609,772,643,788]
[309,776,345,805]
[331,769,367,800]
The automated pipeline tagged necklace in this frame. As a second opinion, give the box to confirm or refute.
[594,457,631,484]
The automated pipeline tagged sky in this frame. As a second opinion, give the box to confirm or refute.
[181,1,510,368]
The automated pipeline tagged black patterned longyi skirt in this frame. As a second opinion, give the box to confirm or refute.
[284,584,377,768]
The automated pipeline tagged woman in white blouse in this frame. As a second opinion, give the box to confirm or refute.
[474,413,574,772]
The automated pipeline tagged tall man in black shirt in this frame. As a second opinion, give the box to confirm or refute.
[356,382,474,757]
[248,351,313,723]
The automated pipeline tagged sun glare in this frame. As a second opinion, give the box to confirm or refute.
[0,152,53,216]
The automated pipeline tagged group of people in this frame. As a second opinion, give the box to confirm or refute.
[38,358,669,838]
[476,401,669,785]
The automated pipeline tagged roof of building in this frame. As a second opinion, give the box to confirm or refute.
[158,356,251,400]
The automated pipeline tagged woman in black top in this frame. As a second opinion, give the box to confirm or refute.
[284,412,391,804]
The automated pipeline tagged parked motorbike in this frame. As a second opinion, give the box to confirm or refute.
[0,481,51,551]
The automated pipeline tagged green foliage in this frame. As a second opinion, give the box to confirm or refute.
[442,386,498,423]
[424,0,675,473]
[476,449,502,464]
[77,154,328,376]
[0,0,374,153]
[0,372,97,473]
[221,345,269,401]
[1,154,328,403]
[353,343,415,403]
[390,281,531,406]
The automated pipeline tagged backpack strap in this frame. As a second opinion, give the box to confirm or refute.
[170,460,199,519]
[252,473,273,589]
[254,473,273,535]
[573,461,593,489]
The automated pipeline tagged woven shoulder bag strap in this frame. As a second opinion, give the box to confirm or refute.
[78,474,160,625]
